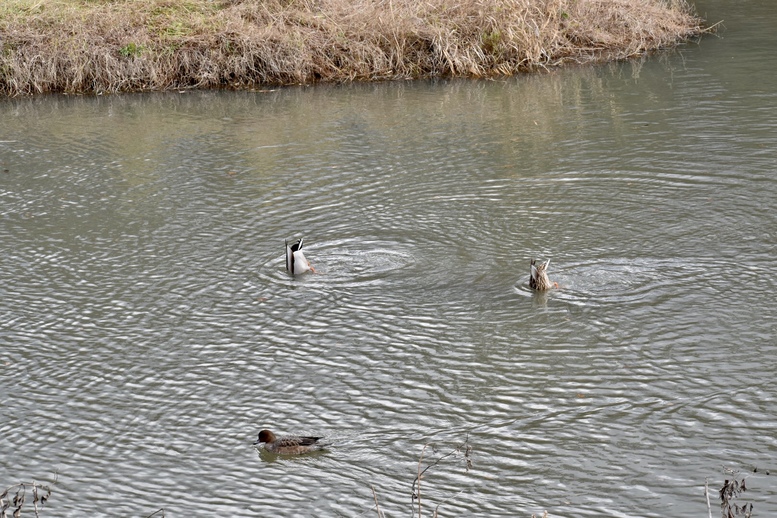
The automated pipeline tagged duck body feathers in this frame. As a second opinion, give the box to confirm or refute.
[285,238,314,275]
[530,258,554,291]
[253,429,324,455]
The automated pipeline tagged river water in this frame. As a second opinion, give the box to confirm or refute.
[1,1,775,516]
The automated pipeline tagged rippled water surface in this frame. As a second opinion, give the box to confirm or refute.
[2,1,776,516]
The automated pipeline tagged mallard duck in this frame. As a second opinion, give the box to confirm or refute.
[252,429,324,455]
[530,258,557,290]
[285,238,315,275]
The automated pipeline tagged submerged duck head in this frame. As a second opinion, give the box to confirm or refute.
[285,238,315,275]
[253,429,324,455]
[529,258,557,291]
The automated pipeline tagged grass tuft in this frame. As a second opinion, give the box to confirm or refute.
[0,0,710,95]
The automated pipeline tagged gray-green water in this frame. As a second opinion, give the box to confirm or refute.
[2,1,776,516]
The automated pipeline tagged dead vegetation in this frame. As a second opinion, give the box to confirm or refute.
[1,481,51,518]
[706,468,758,518]
[0,0,708,95]
[372,435,473,518]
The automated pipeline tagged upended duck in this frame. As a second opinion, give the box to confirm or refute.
[285,238,315,275]
[530,258,558,290]
[253,429,324,455]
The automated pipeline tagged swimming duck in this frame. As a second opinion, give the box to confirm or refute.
[253,429,324,455]
[285,238,315,275]
[530,258,558,290]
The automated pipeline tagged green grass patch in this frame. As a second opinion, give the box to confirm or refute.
[119,42,143,57]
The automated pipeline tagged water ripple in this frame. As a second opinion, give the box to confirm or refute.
[3,48,777,517]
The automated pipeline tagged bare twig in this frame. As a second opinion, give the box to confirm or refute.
[702,19,724,34]
[1,482,51,518]
[370,485,384,518]
[414,444,428,518]
[433,489,465,517]
[411,434,472,517]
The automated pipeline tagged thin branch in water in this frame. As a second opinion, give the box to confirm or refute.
[371,485,384,518]
[433,489,466,517]
[410,434,472,517]
[414,443,428,518]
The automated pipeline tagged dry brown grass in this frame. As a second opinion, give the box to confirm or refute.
[0,0,707,96]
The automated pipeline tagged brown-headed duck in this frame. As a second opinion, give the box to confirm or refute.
[253,429,324,455]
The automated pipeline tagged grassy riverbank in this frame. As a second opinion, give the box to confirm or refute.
[0,0,706,96]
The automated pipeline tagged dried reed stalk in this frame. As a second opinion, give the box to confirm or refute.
[0,0,709,96]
